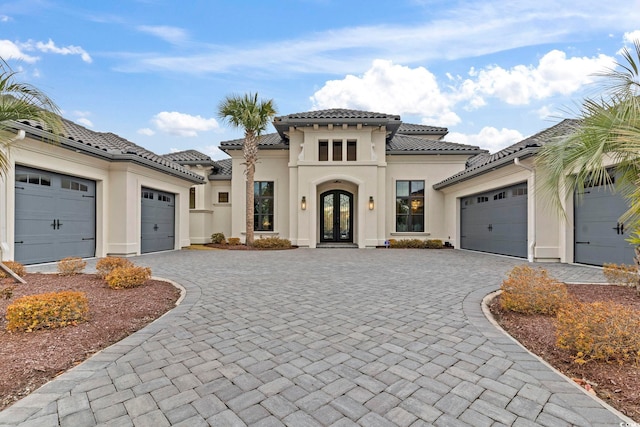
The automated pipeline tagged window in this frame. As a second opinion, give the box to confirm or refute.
[319,140,328,161]
[16,172,51,186]
[332,140,342,161]
[218,192,229,203]
[189,187,196,209]
[254,181,274,231]
[396,180,424,232]
[513,187,527,197]
[493,191,506,200]
[477,196,489,203]
[62,178,88,192]
[347,140,357,161]
[142,191,154,200]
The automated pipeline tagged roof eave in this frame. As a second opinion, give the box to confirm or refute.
[433,147,539,190]
[386,149,486,155]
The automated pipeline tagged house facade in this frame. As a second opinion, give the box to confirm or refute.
[174,109,635,267]
[0,118,203,265]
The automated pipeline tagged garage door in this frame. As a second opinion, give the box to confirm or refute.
[141,187,175,253]
[15,166,96,264]
[574,175,634,266]
[460,183,528,258]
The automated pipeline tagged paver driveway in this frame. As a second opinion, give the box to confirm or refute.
[0,249,630,426]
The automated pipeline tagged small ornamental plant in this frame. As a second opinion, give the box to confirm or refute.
[211,232,226,245]
[105,266,152,289]
[603,263,638,288]
[556,300,640,365]
[57,257,87,276]
[6,291,89,332]
[227,237,241,245]
[424,239,444,249]
[500,265,569,315]
[95,257,134,279]
[0,261,26,279]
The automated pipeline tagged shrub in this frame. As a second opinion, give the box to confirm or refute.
[252,237,292,249]
[57,257,87,276]
[500,265,569,315]
[1,286,14,299]
[105,266,152,289]
[556,300,640,365]
[227,237,241,245]
[211,232,226,244]
[95,257,134,279]
[0,261,26,279]
[6,291,89,332]
[390,239,424,248]
[603,263,638,288]
[425,239,444,249]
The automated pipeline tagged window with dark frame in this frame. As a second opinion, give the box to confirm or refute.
[254,181,274,231]
[218,192,229,203]
[332,140,342,161]
[396,180,425,232]
[319,140,328,161]
[347,140,357,161]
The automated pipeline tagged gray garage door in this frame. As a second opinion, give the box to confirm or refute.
[15,166,96,264]
[460,183,528,258]
[141,187,175,253]
[574,175,634,266]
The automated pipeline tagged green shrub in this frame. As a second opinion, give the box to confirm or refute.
[500,265,569,315]
[6,291,89,332]
[0,261,26,278]
[211,232,226,244]
[57,257,87,276]
[95,257,134,279]
[390,239,424,248]
[227,237,241,245]
[252,237,292,249]
[556,300,640,365]
[105,266,152,289]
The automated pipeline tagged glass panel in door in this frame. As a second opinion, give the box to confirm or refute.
[320,190,353,242]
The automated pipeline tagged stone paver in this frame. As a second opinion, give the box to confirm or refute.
[1,249,633,426]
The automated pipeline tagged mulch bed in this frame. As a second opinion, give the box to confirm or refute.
[0,273,180,411]
[489,284,640,421]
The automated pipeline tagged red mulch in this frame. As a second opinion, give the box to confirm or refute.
[0,273,180,410]
[489,284,640,421]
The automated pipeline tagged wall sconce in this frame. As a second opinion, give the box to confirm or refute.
[301,196,307,210]
[369,196,375,210]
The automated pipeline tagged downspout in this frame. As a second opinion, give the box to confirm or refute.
[514,157,535,262]
[1,130,26,259]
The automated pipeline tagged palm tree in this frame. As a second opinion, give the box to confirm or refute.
[536,40,640,291]
[0,58,61,281]
[217,93,277,246]
[1,58,62,175]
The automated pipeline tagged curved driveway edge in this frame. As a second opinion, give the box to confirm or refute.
[0,249,630,426]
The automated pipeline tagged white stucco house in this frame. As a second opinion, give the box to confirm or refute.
[2,108,633,266]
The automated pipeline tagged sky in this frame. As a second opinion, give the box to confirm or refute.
[1,0,640,159]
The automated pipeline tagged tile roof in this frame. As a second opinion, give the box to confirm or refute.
[433,119,579,189]
[397,123,448,136]
[12,118,204,183]
[276,108,401,121]
[209,158,232,179]
[387,134,484,154]
[219,133,287,150]
[162,150,215,165]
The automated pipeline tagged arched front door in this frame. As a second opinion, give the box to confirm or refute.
[320,190,353,242]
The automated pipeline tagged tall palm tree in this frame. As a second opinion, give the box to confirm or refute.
[536,40,640,290]
[217,93,277,246]
[1,58,62,175]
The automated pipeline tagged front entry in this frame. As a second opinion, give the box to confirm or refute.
[320,190,353,242]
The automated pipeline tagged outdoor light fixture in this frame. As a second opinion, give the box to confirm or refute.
[369,196,375,210]
[301,196,307,210]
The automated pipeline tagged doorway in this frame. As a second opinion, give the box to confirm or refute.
[320,190,353,242]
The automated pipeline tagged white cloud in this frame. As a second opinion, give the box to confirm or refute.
[448,127,524,153]
[137,128,155,136]
[31,39,92,63]
[137,25,188,44]
[623,30,640,44]
[458,50,615,106]
[152,111,219,137]
[0,40,39,63]
[198,144,227,160]
[0,15,10,22]
[76,117,93,127]
[311,59,460,126]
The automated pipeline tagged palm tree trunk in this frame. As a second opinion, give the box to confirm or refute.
[246,160,255,246]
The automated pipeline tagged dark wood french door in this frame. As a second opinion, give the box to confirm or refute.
[320,190,353,242]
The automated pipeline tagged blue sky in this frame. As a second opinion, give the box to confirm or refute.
[1,0,639,159]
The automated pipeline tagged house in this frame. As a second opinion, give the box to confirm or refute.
[173,108,634,267]
[3,107,632,267]
[0,118,204,265]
